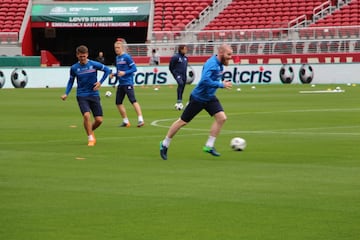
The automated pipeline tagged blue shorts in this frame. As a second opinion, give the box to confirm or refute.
[77,96,103,117]
[180,95,224,123]
[116,85,137,104]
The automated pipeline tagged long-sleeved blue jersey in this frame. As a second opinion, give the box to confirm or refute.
[191,55,225,102]
[65,60,111,97]
[169,52,188,81]
[115,53,137,85]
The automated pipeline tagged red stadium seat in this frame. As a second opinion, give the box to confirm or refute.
[152,0,357,42]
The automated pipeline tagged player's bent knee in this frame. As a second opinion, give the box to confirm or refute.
[95,116,103,124]
[215,112,227,123]
[83,112,91,119]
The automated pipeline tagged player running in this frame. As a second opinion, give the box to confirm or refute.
[160,44,233,160]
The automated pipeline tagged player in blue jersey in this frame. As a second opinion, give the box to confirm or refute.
[110,40,144,128]
[61,45,111,146]
[160,44,233,160]
[169,45,188,110]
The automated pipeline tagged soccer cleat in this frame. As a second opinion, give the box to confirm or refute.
[160,141,168,160]
[203,146,221,156]
[88,133,96,146]
[137,121,145,127]
[120,122,131,128]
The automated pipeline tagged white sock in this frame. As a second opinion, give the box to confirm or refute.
[138,116,144,122]
[205,136,216,148]
[123,118,129,123]
[162,136,172,147]
[88,135,94,141]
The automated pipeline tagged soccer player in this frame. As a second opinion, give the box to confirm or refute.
[160,44,233,160]
[61,45,111,146]
[110,40,144,127]
[169,45,188,110]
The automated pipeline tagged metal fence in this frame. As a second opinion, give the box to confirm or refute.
[129,26,360,57]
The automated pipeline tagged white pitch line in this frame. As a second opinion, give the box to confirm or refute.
[150,120,360,136]
[220,129,360,136]
[226,108,360,116]
[150,108,360,136]
[299,89,345,94]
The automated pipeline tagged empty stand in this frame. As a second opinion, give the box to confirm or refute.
[0,0,29,43]
[153,0,212,33]
[310,0,360,27]
[204,0,331,35]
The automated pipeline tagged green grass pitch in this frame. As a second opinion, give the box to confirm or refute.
[1,84,359,239]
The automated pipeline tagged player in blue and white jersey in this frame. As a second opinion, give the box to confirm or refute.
[110,40,144,128]
[160,44,233,160]
[61,45,111,146]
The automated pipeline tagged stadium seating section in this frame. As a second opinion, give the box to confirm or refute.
[205,0,328,30]
[0,0,28,32]
[314,1,359,26]
[153,0,359,41]
[0,0,359,60]
[153,0,213,32]
[0,0,29,44]
[151,0,359,58]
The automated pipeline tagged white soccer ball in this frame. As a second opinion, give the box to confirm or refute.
[0,70,5,88]
[186,65,195,84]
[11,68,28,88]
[279,64,294,84]
[230,137,247,151]
[299,64,314,84]
[105,90,112,97]
[174,102,184,110]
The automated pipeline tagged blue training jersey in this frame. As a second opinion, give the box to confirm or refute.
[115,53,137,85]
[191,55,224,102]
[65,60,111,97]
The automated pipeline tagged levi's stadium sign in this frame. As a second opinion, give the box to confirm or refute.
[31,3,149,27]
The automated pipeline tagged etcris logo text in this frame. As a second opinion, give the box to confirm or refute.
[134,71,167,84]
[223,67,272,83]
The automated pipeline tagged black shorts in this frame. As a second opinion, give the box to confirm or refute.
[77,96,103,117]
[116,85,137,104]
[180,95,224,123]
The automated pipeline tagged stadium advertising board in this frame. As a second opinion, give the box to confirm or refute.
[0,64,359,89]
[31,3,150,28]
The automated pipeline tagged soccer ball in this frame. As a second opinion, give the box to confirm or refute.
[230,137,247,151]
[174,102,183,110]
[186,65,195,84]
[0,70,5,88]
[11,68,28,88]
[299,64,314,84]
[279,64,294,84]
[105,90,112,97]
